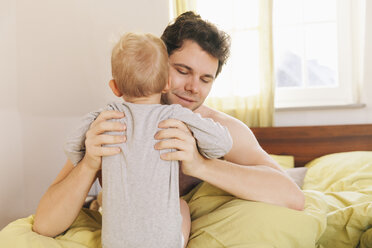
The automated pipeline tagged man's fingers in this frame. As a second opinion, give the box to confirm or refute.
[95,110,125,122]
[96,146,121,157]
[155,128,192,141]
[90,110,126,131]
[95,134,126,146]
[160,150,186,161]
[91,120,126,135]
[158,119,190,133]
[154,139,187,151]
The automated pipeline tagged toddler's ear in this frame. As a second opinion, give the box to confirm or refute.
[109,79,123,97]
[161,76,171,93]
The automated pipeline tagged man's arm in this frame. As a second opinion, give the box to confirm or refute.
[33,111,125,237]
[32,159,98,237]
[155,106,305,211]
[197,117,305,210]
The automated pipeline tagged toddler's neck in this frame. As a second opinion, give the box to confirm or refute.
[122,93,162,105]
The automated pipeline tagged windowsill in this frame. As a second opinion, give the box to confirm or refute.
[275,103,366,112]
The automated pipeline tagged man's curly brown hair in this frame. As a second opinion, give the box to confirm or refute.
[161,11,231,77]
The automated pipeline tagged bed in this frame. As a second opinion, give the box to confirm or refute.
[1,124,372,248]
[251,124,372,167]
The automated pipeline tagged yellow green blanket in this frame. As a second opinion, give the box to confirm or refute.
[1,152,372,248]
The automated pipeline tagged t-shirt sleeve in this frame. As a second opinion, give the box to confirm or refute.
[63,110,102,166]
[172,104,233,159]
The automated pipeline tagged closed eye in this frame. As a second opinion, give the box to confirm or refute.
[201,77,213,83]
[172,63,191,75]
[177,69,188,75]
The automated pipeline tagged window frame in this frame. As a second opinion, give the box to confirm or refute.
[274,0,365,108]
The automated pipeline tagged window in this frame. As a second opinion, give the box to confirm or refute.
[194,0,261,98]
[273,0,365,108]
[171,0,365,108]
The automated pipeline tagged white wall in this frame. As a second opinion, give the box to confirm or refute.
[274,0,372,126]
[0,0,25,230]
[0,0,168,229]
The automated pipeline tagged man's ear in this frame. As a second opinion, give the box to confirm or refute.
[109,79,123,97]
[161,76,171,93]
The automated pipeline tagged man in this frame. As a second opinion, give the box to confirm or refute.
[32,11,304,238]
[158,12,304,209]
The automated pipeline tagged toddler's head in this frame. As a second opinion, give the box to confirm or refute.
[111,32,169,98]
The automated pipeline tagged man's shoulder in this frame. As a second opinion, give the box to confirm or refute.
[196,105,248,130]
[197,105,263,165]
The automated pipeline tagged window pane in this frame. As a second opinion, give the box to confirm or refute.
[211,31,259,97]
[303,0,336,22]
[231,31,259,96]
[197,0,259,97]
[274,0,338,89]
[197,0,258,31]
[197,0,234,30]
[233,0,259,29]
[210,59,232,97]
[274,27,303,88]
[273,0,302,26]
[305,23,337,87]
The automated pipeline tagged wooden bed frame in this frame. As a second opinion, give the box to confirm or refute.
[251,124,372,167]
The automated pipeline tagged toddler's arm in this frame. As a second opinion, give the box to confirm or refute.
[172,104,233,159]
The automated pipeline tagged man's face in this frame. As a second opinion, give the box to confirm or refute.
[163,40,219,111]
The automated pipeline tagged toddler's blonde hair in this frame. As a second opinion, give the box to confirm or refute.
[111,32,169,97]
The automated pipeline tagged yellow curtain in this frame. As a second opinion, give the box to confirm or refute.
[173,0,196,16]
[173,0,275,127]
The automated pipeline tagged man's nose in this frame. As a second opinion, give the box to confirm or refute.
[185,76,199,94]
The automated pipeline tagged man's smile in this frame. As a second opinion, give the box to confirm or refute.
[175,94,196,103]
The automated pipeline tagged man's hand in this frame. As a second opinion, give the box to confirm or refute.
[83,110,126,171]
[154,119,205,177]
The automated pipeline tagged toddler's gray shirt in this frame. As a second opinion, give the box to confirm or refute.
[64,101,232,248]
